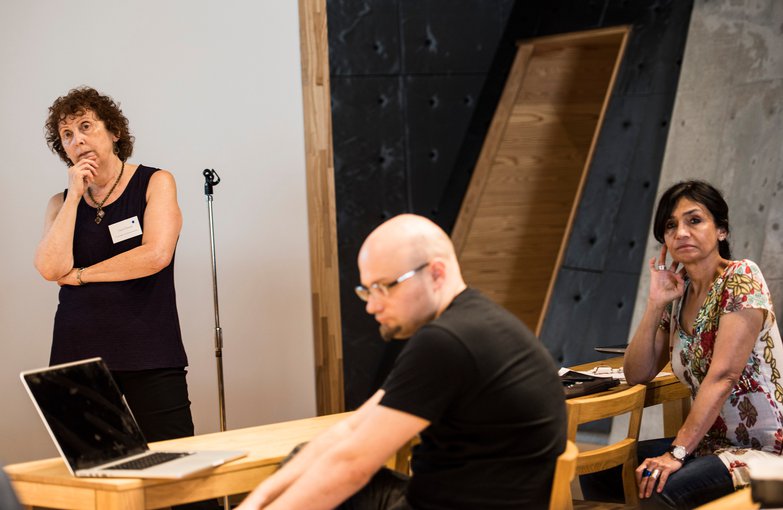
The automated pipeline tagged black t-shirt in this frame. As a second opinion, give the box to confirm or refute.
[380,288,566,510]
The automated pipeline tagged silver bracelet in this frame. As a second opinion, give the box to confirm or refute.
[76,267,86,286]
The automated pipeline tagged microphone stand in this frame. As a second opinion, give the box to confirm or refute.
[203,169,229,510]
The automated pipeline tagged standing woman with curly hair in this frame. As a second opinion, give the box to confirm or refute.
[34,86,195,443]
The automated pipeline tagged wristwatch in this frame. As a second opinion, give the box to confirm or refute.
[667,444,689,462]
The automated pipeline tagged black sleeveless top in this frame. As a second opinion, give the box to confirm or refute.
[51,165,188,370]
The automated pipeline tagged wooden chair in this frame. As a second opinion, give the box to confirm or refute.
[567,383,647,507]
[392,437,418,475]
[550,440,579,510]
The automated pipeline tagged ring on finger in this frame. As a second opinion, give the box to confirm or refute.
[657,265,667,271]
[642,468,652,478]
[651,469,661,480]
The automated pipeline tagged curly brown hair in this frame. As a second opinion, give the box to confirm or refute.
[45,86,134,165]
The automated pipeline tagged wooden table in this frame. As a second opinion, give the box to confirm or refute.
[4,413,350,510]
[4,357,691,510]
[569,356,691,436]
[694,487,758,510]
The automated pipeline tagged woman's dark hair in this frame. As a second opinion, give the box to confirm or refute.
[44,86,134,165]
[652,180,732,259]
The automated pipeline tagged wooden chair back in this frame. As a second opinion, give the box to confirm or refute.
[549,440,579,510]
[566,383,646,506]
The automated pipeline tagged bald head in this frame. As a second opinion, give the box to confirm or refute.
[360,214,457,269]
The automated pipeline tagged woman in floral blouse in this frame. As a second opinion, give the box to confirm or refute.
[622,180,783,508]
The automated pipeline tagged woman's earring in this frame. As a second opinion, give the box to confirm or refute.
[113,143,119,155]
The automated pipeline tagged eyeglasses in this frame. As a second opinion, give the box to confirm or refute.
[355,262,429,302]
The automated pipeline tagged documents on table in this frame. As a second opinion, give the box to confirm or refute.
[558,366,673,382]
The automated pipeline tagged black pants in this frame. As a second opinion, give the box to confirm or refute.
[281,444,411,510]
[112,368,217,510]
[336,468,411,510]
[112,367,195,443]
[580,438,735,509]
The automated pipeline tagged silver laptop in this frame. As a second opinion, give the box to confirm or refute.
[20,357,246,479]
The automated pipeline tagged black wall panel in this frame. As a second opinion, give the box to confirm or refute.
[399,0,513,74]
[406,75,486,215]
[328,1,401,75]
[327,0,693,409]
[331,74,409,407]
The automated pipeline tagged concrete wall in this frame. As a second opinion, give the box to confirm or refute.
[625,0,783,441]
[0,2,316,464]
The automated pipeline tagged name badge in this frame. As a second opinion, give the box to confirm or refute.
[108,216,143,244]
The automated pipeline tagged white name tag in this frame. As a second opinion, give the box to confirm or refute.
[108,216,143,244]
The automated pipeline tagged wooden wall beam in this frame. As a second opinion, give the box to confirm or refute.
[298,0,344,414]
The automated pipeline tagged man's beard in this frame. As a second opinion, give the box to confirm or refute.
[379,324,402,343]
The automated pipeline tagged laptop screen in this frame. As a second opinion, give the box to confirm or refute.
[22,358,147,471]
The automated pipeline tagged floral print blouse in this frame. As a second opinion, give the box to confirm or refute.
[661,259,783,488]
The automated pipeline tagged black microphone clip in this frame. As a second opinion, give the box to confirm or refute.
[203,169,221,196]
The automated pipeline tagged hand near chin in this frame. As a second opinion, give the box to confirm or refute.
[68,157,98,196]
[648,246,686,307]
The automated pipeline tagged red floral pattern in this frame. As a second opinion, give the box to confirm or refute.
[668,260,783,458]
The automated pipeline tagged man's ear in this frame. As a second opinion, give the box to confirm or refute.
[429,259,446,287]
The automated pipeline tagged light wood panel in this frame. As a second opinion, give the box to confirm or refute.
[452,27,630,335]
[298,0,344,414]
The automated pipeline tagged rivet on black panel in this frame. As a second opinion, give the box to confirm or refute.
[638,61,646,70]
[622,120,632,129]
[429,149,439,162]
[617,302,624,309]
[606,175,616,185]
[661,119,668,127]
[463,95,473,107]
[643,181,651,189]
[588,236,597,246]
[573,294,581,303]
[372,41,383,54]
[380,210,390,220]
[429,95,439,108]
[377,95,388,107]
[629,240,636,248]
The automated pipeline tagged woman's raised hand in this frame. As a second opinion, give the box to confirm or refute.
[66,156,98,198]
[648,245,685,307]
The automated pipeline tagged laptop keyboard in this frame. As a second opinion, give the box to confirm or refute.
[106,451,192,470]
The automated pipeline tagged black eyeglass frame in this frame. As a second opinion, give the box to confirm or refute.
[354,262,430,302]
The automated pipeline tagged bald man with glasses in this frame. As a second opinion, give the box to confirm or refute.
[238,214,566,510]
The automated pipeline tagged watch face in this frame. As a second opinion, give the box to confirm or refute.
[671,445,687,460]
